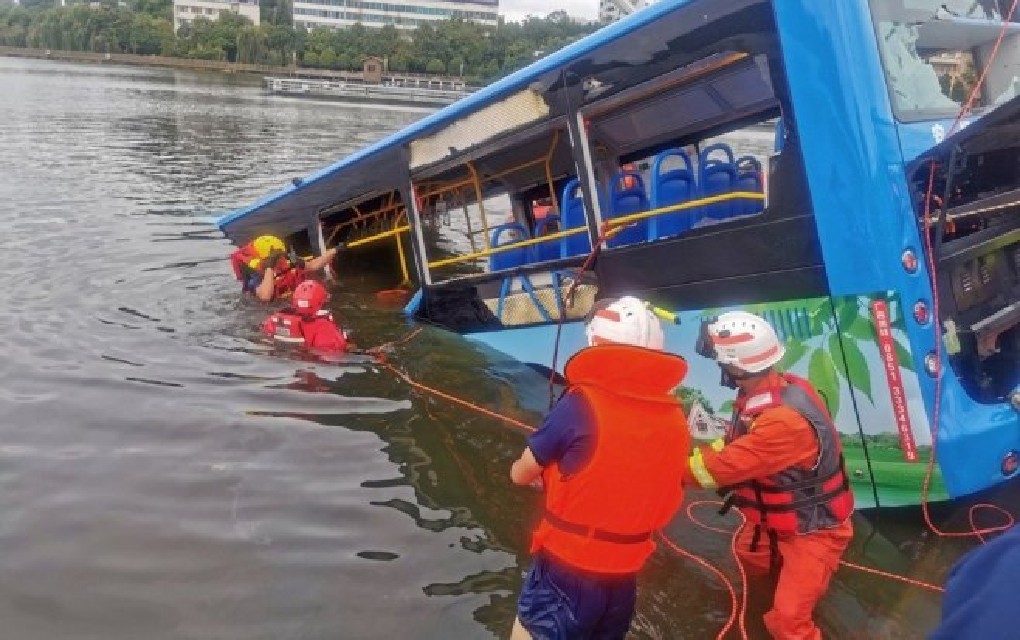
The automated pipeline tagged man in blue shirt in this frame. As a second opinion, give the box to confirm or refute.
[930,524,1020,639]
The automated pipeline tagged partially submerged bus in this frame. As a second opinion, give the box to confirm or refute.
[219,0,1020,508]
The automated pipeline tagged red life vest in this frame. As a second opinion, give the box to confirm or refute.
[725,373,854,534]
[230,241,305,299]
[261,309,348,352]
[531,344,690,574]
[271,263,305,299]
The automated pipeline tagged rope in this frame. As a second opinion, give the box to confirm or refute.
[919,0,1019,541]
[547,221,620,408]
[361,328,946,639]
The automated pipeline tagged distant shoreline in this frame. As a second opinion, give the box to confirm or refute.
[0,46,470,88]
[0,45,287,75]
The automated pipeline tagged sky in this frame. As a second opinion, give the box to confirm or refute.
[498,0,599,23]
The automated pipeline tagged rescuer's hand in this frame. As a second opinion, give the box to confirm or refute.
[262,248,287,271]
[529,477,545,492]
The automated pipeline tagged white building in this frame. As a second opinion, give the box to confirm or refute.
[174,0,260,33]
[687,401,728,441]
[598,0,649,23]
[293,0,498,31]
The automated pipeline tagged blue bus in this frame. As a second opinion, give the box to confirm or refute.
[219,0,1020,509]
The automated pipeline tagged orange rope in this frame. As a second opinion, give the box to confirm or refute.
[919,0,1019,541]
[656,531,740,640]
[365,328,946,639]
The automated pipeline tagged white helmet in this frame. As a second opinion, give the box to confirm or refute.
[696,311,784,373]
[585,296,665,351]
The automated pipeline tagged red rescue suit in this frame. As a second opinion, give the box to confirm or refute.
[261,309,348,352]
[687,371,854,640]
[532,344,690,574]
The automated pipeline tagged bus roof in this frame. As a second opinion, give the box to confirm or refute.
[215,0,726,240]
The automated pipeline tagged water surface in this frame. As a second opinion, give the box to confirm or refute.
[0,56,986,639]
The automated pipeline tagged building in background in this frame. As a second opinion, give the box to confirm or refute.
[293,0,498,31]
[598,0,649,23]
[173,0,260,32]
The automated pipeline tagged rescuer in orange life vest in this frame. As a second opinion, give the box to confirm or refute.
[687,311,854,640]
[230,234,340,302]
[509,296,691,640]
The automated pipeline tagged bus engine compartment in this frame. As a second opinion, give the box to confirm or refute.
[912,97,1020,403]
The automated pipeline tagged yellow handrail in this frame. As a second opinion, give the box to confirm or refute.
[426,191,765,269]
[606,191,764,228]
[427,225,588,268]
[346,224,411,249]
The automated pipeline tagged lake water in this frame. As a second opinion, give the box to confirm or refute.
[0,55,989,639]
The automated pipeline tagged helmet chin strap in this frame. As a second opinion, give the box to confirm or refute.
[719,365,768,389]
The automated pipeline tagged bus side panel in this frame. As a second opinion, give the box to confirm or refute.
[466,293,947,508]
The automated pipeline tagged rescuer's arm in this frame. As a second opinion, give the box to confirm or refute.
[510,390,593,490]
[687,406,819,489]
[511,447,544,486]
[255,268,275,302]
[304,246,340,273]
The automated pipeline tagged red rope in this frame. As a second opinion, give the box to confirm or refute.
[920,0,1019,541]
[367,330,949,637]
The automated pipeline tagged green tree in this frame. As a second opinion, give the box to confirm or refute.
[675,386,715,415]
[425,57,444,74]
[318,46,336,68]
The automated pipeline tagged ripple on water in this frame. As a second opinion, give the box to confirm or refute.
[0,56,947,640]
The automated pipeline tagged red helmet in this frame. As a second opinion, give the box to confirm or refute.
[292,280,329,316]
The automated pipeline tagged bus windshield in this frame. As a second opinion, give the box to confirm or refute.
[869,0,1020,122]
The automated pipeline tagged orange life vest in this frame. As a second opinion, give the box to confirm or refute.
[229,242,260,284]
[725,373,854,534]
[531,344,690,574]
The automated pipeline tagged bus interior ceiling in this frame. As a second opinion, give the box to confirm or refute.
[409,0,816,332]
[911,110,1020,402]
[320,189,413,288]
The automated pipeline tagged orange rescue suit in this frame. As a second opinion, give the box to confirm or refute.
[531,344,691,575]
[686,371,854,640]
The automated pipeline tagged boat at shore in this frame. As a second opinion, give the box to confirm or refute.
[220,0,1020,512]
[265,76,474,107]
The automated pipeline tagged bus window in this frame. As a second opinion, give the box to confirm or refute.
[869,0,1020,122]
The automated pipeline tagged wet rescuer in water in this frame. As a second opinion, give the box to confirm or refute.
[261,280,349,352]
[230,234,339,302]
[687,311,854,640]
[509,296,691,640]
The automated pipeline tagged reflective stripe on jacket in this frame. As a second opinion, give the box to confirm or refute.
[531,344,690,574]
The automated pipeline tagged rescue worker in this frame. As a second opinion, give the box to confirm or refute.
[509,296,691,640]
[230,234,340,302]
[261,279,349,352]
[931,524,1020,640]
[686,311,854,640]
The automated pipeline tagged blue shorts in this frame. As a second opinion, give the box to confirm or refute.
[517,552,638,640]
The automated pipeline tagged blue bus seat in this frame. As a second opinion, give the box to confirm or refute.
[559,178,592,258]
[774,118,786,153]
[698,143,737,221]
[607,170,650,247]
[489,222,532,272]
[735,155,764,216]
[534,214,562,262]
[650,148,697,239]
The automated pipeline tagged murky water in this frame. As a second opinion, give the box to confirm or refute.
[0,56,997,639]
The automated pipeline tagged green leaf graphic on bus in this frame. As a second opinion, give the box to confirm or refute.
[727,294,916,420]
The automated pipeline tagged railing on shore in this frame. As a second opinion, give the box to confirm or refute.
[0,46,474,88]
[265,76,474,106]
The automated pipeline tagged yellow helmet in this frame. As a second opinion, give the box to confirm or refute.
[252,235,286,259]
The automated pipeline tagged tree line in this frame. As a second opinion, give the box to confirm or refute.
[0,0,597,82]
